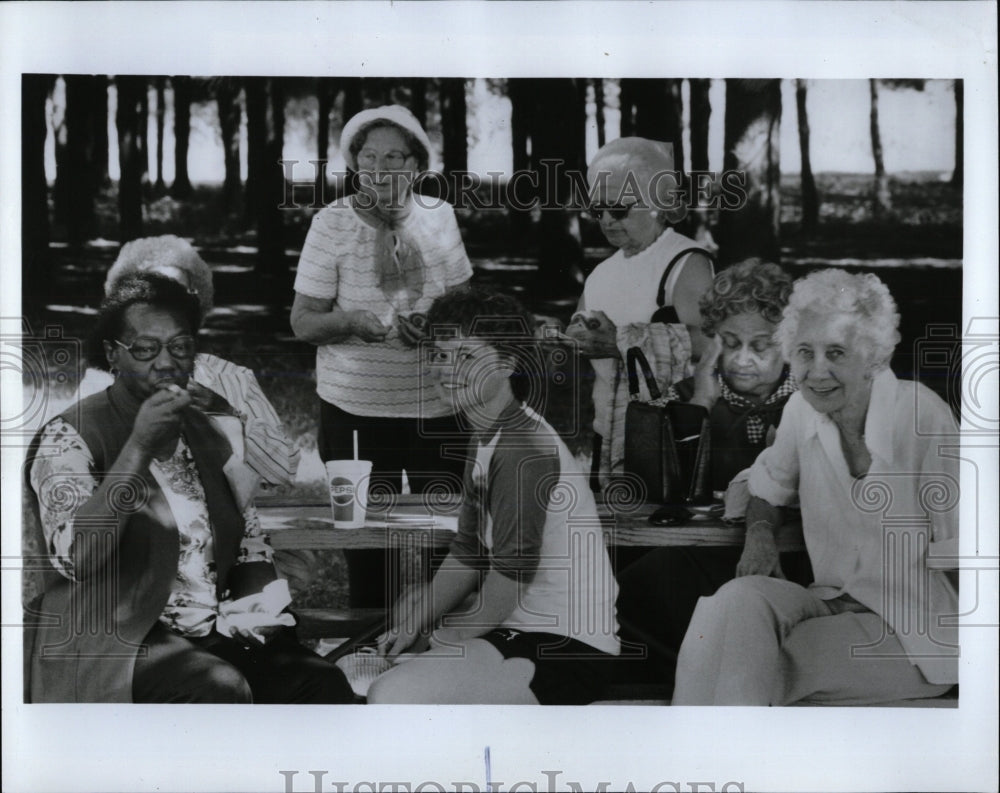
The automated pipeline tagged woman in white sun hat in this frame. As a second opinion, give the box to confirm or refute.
[291,105,473,608]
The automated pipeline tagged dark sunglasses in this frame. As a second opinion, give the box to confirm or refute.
[114,335,196,362]
[586,203,635,221]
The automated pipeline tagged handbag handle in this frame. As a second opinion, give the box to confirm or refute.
[652,247,713,325]
[625,347,663,402]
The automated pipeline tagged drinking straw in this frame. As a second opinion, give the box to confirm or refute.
[353,430,359,461]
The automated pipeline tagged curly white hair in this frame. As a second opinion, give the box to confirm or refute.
[777,268,900,369]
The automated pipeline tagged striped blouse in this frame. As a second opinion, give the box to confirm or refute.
[293,196,473,418]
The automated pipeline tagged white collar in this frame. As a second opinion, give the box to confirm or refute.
[803,368,898,466]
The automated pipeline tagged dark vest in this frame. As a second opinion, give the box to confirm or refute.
[24,385,249,702]
[671,375,792,491]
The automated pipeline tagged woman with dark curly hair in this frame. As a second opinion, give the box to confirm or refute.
[664,258,798,488]
[614,260,810,695]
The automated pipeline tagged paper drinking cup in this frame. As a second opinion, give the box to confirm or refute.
[325,460,373,529]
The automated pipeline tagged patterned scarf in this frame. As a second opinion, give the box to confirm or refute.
[719,370,798,444]
[353,195,427,310]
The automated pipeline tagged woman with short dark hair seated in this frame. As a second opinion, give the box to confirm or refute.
[615,260,810,692]
[25,273,352,703]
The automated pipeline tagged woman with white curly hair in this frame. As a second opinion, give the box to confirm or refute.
[76,235,300,490]
[673,268,960,706]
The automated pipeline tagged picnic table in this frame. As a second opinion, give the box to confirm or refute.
[258,495,805,645]
[257,495,806,551]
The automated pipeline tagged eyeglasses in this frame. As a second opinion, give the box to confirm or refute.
[587,203,636,221]
[356,149,413,170]
[114,335,196,362]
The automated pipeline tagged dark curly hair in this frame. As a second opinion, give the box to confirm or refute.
[87,273,202,372]
[426,286,540,403]
[699,258,793,336]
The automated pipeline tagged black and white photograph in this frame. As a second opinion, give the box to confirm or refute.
[2,3,997,792]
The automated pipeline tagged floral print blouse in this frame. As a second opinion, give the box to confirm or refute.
[30,417,273,637]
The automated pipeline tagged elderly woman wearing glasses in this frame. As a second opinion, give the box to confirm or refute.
[291,105,473,608]
[25,273,353,703]
[672,269,959,705]
[75,235,300,490]
[568,137,714,487]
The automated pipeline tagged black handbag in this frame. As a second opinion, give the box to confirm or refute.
[623,347,711,504]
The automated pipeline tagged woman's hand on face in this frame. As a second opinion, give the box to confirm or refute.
[348,310,390,343]
[690,334,723,409]
[736,523,786,579]
[130,386,191,459]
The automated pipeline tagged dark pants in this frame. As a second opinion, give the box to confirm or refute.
[615,547,813,693]
[318,401,467,609]
[131,623,354,704]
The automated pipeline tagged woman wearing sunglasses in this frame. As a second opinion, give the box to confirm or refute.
[25,273,353,703]
[571,137,715,488]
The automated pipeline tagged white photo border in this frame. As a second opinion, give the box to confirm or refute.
[2,2,997,792]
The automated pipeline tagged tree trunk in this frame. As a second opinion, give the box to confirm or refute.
[328,78,362,201]
[316,78,335,204]
[341,78,363,126]
[154,77,167,195]
[116,76,146,242]
[440,78,467,178]
[52,80,70,230]
[795,79,819,233]
[664,79,685,170]
[688,79,711,173]
[62,75,101,246]
[171,76,193,198]
[531,78,586,295]
[619,79,684,168]
[951,80,963,189]
[216,79,243,214]
[245,77,286,294]
[594,78,606,149]
[869,79,892,216]
[509,78,531,174]
[408,78,427,127]
[244,79,263,226]
[618,78,635,137]
[717,79,782,265]
[92,75,110,187]
[506,79,533,244]
[22,74,53,308]
[139,82,150,187]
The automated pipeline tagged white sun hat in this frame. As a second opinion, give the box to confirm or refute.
[340,104,434,172]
